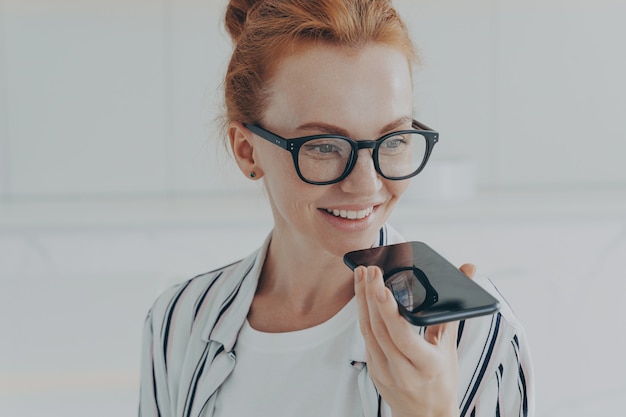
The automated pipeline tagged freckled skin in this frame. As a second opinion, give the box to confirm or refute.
[257,44,414,260]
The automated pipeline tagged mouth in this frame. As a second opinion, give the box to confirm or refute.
[325,206,374,220]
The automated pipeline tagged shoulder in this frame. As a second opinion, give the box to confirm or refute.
[141,243,268,396]
[146,233,270,343]
[147,259,247,337]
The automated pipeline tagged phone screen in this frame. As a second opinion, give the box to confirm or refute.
[344,241,500,326]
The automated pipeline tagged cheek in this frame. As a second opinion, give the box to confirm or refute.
[259,150,323,204]
[255,141,295,178]
[388,178,411,197]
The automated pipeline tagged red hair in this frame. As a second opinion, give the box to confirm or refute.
[223,0,417,126]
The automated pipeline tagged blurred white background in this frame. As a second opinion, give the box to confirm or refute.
[1,0,625,416]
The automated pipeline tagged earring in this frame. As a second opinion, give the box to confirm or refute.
[249,171,257,178]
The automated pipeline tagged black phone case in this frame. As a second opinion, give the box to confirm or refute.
[344,241,500,326]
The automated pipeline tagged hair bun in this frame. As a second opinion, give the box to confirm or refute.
[225,0,263,43]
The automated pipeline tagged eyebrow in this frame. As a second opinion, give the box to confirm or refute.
[296,116,414,138]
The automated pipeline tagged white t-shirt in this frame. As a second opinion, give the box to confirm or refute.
[214,297,363,417]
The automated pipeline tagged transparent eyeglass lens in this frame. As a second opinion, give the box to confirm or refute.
[297,133,428,183]
[377,133,427,179]
[385,269,427,312]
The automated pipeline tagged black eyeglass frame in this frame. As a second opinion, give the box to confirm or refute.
[243,120,439,185]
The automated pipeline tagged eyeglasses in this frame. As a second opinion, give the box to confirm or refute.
[243,120,439,185]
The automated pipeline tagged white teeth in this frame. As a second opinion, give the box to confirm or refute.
[326,207,373,220]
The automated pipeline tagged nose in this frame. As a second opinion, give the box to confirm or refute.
[338,149,382,194]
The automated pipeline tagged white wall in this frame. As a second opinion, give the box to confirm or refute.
[398,0,626,189]
[1,1,626,416]
[1,0,625,200]
[0,0,252,198]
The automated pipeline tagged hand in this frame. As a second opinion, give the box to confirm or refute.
[354,263,476,417]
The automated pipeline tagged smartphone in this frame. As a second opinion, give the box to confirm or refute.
[344,241,500,326]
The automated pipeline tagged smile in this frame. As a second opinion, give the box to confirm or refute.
[325,207,374,220]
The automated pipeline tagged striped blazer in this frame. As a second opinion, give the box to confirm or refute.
[139,225,534,417]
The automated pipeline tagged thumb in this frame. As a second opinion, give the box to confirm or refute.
[424,319,459,347]
[459,263,476,279]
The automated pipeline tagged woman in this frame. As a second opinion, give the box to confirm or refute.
[139,1,534,416]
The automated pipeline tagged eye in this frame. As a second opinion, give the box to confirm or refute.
[381,135,408,151]
[300,138,351,160]
[385,138,404,148]
[309,143,338,153]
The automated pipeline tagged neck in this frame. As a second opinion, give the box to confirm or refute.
[247,223,375,332]
[259,236,354,311]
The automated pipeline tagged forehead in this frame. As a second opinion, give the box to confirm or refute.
[262,43,414,136]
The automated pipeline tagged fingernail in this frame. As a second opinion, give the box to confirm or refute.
[366,267,377,282]
[466,264,477,277]
[355,267,364,283]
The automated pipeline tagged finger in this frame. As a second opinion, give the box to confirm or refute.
[354,266,386,363]
[374,269,459,376]
[354,266,370,331]
[373,273,430,362]
[364,267,400,352]
[459,263,476,279]
[361,266,397,366]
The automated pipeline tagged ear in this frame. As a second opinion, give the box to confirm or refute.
[228,121,263,180]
